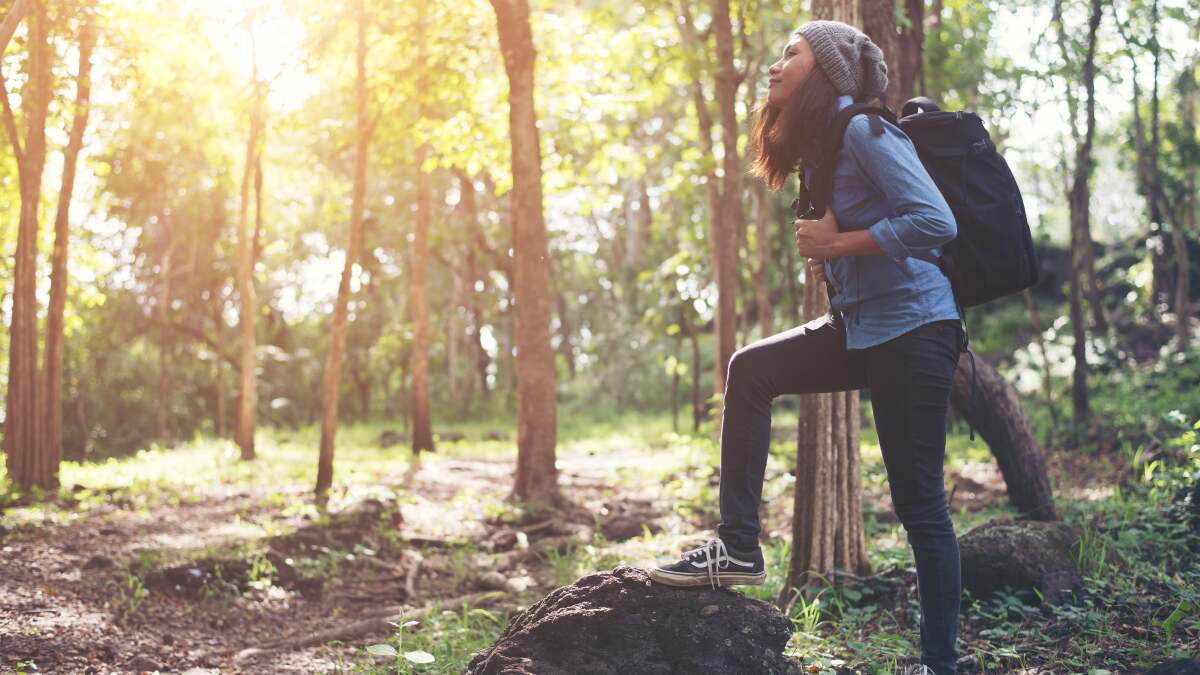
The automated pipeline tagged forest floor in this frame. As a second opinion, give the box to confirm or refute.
[1,409,1197,674]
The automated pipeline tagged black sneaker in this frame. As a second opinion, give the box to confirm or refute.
[648,538,766,588]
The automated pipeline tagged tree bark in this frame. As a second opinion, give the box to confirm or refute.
[1023,289,1057,426]
[234,47,266,460]
[861,0,899,109]
[1053,0,1106,336]
[1174,38,1196,350]
[3,2,52,488]
[489,0,560,505]
[710,0,744,403]
[897,0,923,104]
[1061,0,1102,425]
[316,0,372,498]
[555,289,576,380]
[212,286,227,437]
[676,1,735,400]
[950,353,1058,521]
[782,0,870,608]
[42,15,95,474]
[410,141,434,455]
[751,180,773,339]
[157,236,177,441]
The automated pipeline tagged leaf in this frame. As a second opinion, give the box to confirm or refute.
[404,650,436,664]
[366,644,398,657]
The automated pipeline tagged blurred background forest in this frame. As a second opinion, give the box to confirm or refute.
[0,0,1198,672]
[0,0,1193,481]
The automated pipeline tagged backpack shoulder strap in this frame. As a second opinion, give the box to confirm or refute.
[804,103,899,219]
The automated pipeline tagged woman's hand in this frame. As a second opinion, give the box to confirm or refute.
[806,257,827,284]
[794,208,840,258]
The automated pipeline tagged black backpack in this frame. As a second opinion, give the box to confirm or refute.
[791,96,1038,440]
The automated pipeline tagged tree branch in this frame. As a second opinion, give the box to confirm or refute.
[0,67,23,165]
[0,0,30,56]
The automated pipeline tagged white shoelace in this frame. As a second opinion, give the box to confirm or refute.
[681,538,731,589]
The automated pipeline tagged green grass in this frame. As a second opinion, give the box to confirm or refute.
[2,374,1197,674]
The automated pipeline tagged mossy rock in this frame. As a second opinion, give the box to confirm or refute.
[958,518,1083,604]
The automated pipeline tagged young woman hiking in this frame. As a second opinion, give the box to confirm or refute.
[647,20,964,675]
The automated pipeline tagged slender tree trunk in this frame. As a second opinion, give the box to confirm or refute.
[490,0,560,504]
[234,60,266,460]
[41,16,95,474]
[3,3,51,488]
[157,237,177,440]
[711,0,744,403]
[684,312,703,431]
[752,181,774,339]
[555,289,576,380]
[677,1,734,400]
[212,289,227,438]
[1149,0,1168,311]
[1174,44,1196,350]
[316,0,371,498]
[782,0,870,607]
[455,171,493,398]
[1065,0,1102,425]
[410,142,434,455]
[1023,289,1057,426]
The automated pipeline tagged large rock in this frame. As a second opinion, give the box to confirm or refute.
[466,565,801,675]
[1145,659,1200,675]
[958,519,1083,604]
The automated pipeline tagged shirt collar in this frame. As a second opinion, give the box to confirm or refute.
[834,94,855,112]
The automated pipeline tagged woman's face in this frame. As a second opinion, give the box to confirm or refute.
[767,34,816,108]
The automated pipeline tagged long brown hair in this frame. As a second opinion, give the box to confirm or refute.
[749,64,842,192]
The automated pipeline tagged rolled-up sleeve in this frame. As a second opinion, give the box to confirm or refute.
[843,116,957,261]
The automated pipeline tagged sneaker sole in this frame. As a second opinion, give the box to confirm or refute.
[647,567,767,587]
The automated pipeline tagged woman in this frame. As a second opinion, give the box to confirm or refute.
[647,20,964,675]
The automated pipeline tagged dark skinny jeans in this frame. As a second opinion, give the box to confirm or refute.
[715,311,963,675]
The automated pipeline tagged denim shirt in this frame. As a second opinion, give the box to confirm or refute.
[802,94,961,350]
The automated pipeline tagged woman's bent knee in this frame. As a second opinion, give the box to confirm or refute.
[726,346,775,399]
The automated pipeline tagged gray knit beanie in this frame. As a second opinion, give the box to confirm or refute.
[796,20,888,103]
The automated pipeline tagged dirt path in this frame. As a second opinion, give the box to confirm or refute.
[0,450,678,674]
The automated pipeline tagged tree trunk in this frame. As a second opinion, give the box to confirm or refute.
[897,0,923,103]
[212,288,227,438]
[3,2,52,489]
[711,0,744,403]
[555,289,576,380]
[455,171,493,398]
[410,141,434,455]
[1064,0,1102,426]
[1174,41,1196,350]
[41,16,95,475]
[752,181,773,340]
[861,0,899,109]
[234,58,266,460]
[677,0,735,400]
[782,0,870,607]
[316,0,371,499]
[158,237,177,441]
[490,0,560,505]
[1023,289,1057,426]
[950,353,1058,520]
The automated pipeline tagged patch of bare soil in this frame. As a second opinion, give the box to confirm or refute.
[0,451,673,674]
